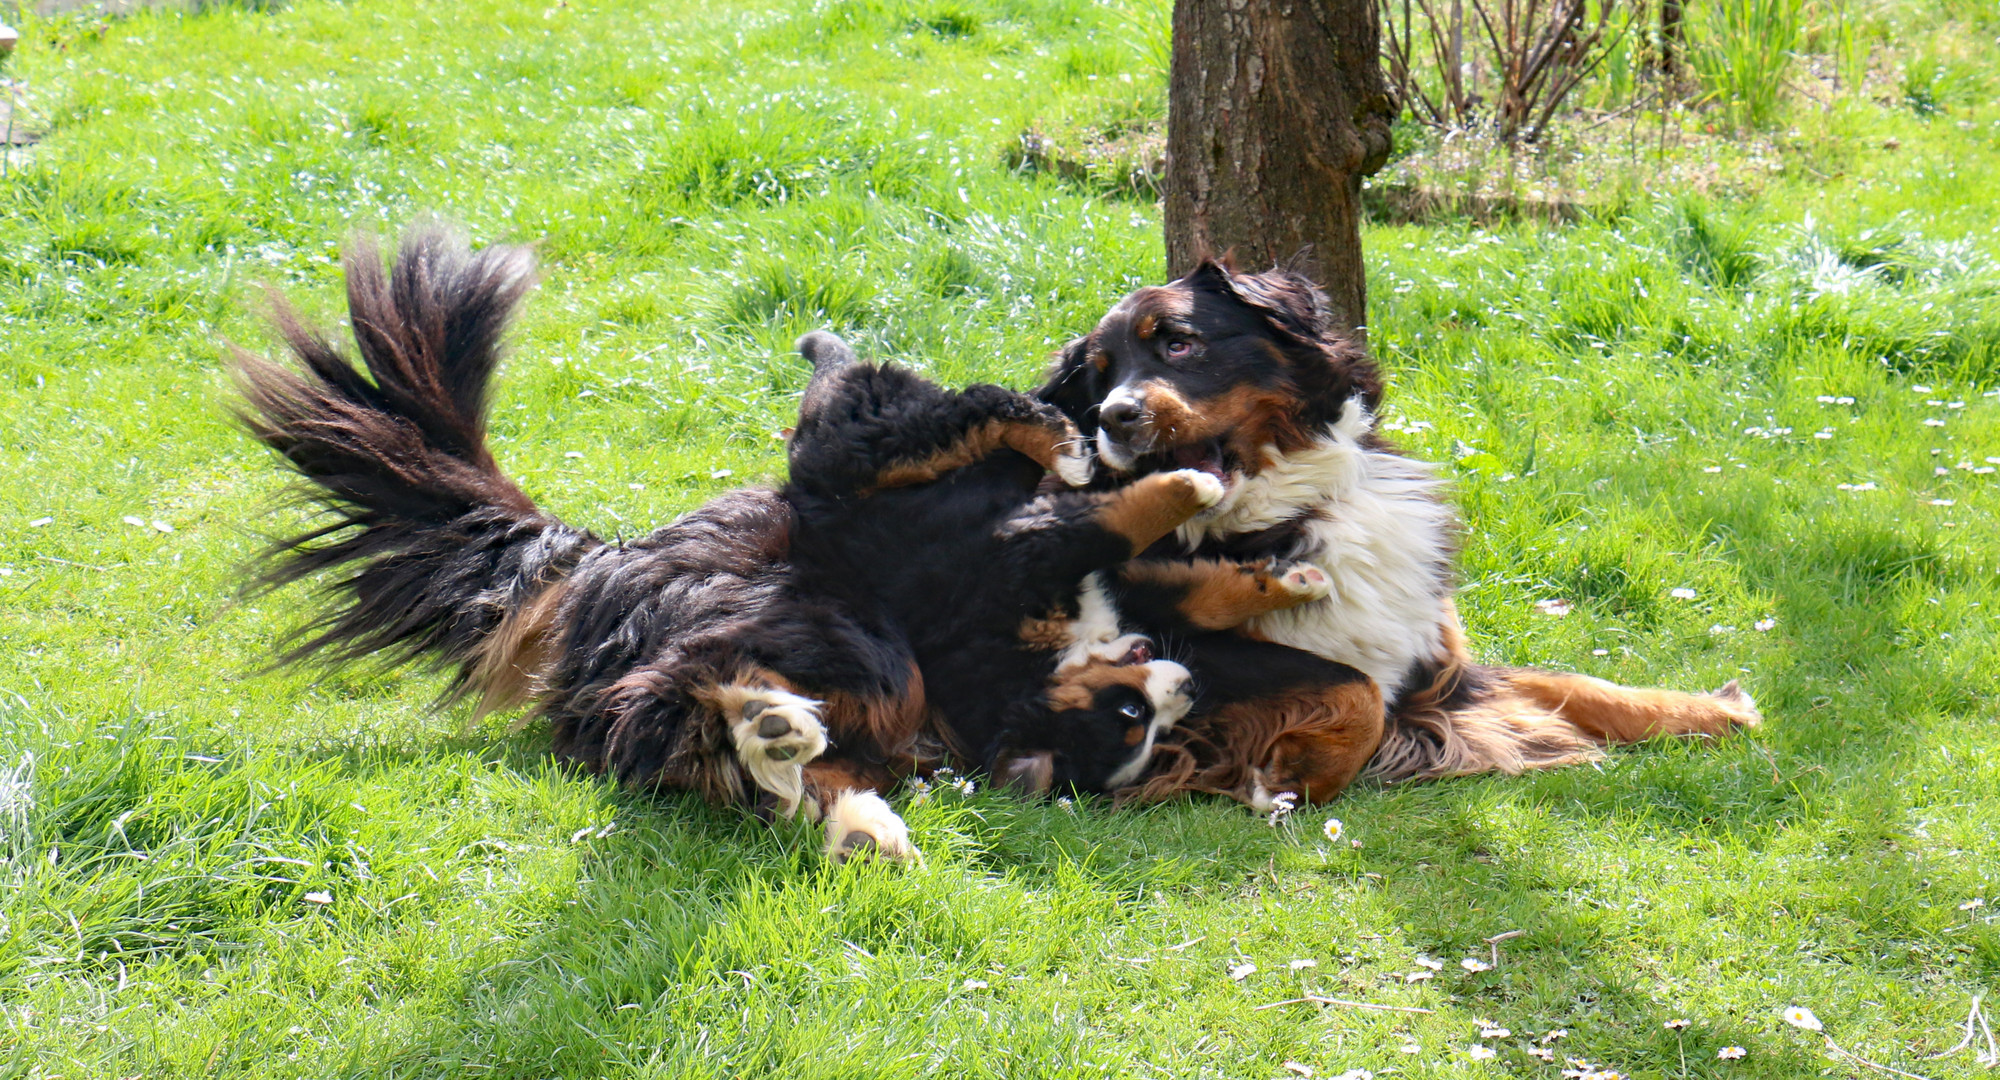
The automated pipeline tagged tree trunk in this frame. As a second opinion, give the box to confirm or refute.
[1163,0,1398,339]
[1659,0,1683,77]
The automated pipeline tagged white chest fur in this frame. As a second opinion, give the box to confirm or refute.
[1176,400,1456,703]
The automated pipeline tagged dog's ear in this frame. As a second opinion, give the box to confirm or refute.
[1229,268,1331,344]
[1189,257,1329,345]
[992,749,1055,795]
[1035,335,1100,430]
[1182,258,1238,298]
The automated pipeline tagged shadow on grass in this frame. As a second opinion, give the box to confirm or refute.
[295,683,1979,1079]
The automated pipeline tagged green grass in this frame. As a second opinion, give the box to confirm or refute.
[2,1,1999,1077]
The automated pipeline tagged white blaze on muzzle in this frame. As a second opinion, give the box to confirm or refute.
[1094,383,1147,472]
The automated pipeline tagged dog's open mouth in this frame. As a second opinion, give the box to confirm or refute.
[1170,439,1228,479]
[1129,437,1233,485]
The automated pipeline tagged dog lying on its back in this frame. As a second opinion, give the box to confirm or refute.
[233,226,1352,861]
[783,331,1362,807]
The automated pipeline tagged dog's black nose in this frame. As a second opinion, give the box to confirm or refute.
[1100,400,1144,432]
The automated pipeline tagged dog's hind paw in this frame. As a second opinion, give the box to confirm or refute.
[720,685,829,815]
[1269,560,1332,601]
[823,790,919,864]
[1708,679,1761,727]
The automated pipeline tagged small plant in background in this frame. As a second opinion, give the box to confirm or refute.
[1110,0,1171,84]
[1686,0,1804,129]
[1899,50,1988,119]
[1380,0,1639,143]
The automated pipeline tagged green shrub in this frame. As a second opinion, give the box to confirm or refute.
[1688,0,1805,129]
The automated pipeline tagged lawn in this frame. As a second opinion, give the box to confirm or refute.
[1,0,1998,1076]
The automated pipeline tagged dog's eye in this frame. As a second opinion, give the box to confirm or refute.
[1164,339,1193,357]
[1118,702,1146,719]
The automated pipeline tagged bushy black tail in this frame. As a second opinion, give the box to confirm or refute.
[233,226,596,692]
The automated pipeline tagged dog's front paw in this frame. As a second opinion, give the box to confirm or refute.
[1160,468,1227,510]
[720,686,829,815]
[823,790,920,864]
[1054,439,1095,488]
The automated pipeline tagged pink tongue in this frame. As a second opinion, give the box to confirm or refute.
[1172,442,1225,477]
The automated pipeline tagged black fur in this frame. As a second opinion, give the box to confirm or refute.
[782,354,1188,794]
[1037,259,1382,482]
[236,228,1224,813]
[232,230,596,685]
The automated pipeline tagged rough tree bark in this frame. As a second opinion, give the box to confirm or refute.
[1163,0,1399,338]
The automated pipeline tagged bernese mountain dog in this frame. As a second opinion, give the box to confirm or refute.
[232,226,1359,862]
[1039,259,1763,810]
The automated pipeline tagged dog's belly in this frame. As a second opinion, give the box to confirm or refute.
[1247,521,1448,704]
[1182,403,1456,705]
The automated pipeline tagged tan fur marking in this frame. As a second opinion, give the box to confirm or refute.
[813,658,927,753]
[1134,313,1158,340]
[1120,558,1319,629]
[1130,379,1196,445]
[1092,471,1221,554]
[801,758,898,804]
[1018,614,1076,652]
[473,579,569,722]
[693,668,798,710]
[1046,661,1152,710]
[1494,670,1761,742]
[868,417,1078,491]
[1208,384,1313,461]
[1128,677,1385,807]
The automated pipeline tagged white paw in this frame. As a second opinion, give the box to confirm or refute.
[1165,468,1226,509]
[1054,441,1094,487]
[1274,561,1332,600]
[1709,679,1762,726]
[823,790,920,864]
[1078,632,1153,669]
[1140,659,1194,729]
[720,686,828,814]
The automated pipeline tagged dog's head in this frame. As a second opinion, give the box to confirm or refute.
[1037,260,1381,487]
[990,652,1193,796]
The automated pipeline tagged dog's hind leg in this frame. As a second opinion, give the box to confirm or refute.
[1114,558,1331,630]
[701,678,831,819]
[791,332,1091,492]
[1484,669,1762,744]
[799,758,920,864]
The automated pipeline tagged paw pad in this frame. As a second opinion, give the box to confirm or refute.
[1276,562,1332,598]
[824,790,919,864]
